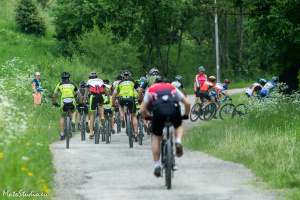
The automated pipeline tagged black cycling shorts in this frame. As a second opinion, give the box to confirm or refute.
[119,97,136,113]
[151,102,182,136]
[89,93,104,111]
[77,104,88,114]
[198,91,211,102]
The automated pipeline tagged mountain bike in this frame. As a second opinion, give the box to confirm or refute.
[217,96,235,120]
[114,107,121,133]
[62,98,75,149]
[78,105,88,141]
[123,100,134,148]
[160,115,188,190]
[94,105,102,144]
[137,111,144,145]
[232,103,248,118]
[190,102,217,121]
[103,108,113,144]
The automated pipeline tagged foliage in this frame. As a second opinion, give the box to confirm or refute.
[15,0,46,36]
[185,92,300,199]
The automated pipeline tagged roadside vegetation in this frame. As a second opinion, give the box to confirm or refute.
[184,92,300,199]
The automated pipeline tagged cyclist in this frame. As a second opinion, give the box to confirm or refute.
[194,66,208,103]
[172,75,184,91]
[246,82,262,97]
[207,76,220,102]
[103,79,115,134]
[260,77,279,97]
[87,72,106,139]
[140,76,191,177]
[32,72,43,106]
[76,81,89,131]
[112,70,138,139]
[52,72,77,140]
[147,67,160,87]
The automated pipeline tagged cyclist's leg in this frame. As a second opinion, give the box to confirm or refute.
[129,99,138,135]
[88,95,96,135]
[151,114,164,176]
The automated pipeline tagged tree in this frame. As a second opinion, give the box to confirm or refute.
[15,0,46,36]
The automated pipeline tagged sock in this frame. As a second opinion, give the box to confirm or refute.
[154,160,160,168]
[175,138,182,144]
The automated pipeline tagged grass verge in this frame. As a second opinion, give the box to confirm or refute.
[184,93,300,199]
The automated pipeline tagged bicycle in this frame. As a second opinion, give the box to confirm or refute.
[137,110,144,145]
[78,105,88,141]
[190,101,217,121]
[160,115,188,190]
[217,96,235,120]
[103,108,113,144]
[232,103,248,118]
[123,100,134,148]
[114,107,122,133]
[61,98,75,149]
[93,105,102,144]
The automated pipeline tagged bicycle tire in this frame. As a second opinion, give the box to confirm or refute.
[105,115,111,144]
[126,113,133,148]
[203,103,217,121]
[94,119,100,144]
[219,103,235,120]
[165,140,172,189]
[80,113,86,141]
[116,111,121,133]
[138,117,144,145]
[65,116,70,149]
[190,103,201,122]
[233,104,248,118]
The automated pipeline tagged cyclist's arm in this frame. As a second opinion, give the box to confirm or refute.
[176,89,190,116]
[140,91,152,118]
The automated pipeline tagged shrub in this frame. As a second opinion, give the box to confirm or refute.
[15,0,46,36]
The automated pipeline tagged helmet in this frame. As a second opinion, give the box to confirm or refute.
[198,66,205,73]
[89,72,97,79]
[149,68,160,76]
[79,81,86,88]
[61,72,70,79]
[224,79,231,84]
[272,76,279,83]
[258,78,267,85]
[175,75,183,81]
[35,72,40,76]
[103,79,110,85]
[121,70,132,80]
[140,76,147,83]
[208,75,216,82]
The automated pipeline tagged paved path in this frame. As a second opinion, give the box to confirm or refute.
[51,88,277,200]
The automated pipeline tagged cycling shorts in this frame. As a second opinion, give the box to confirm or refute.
[77,104,88,114]
[151,102,182,136]
[119,97,136,114]
[89,93,104,112]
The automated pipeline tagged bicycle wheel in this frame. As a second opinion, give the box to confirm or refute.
[219,103,235,120]
[138,117,144,145]
[94,118,100,144]
[126,112,133,148]
[116,111,121,133]
[233,104,248,118]
[190,103,201,122]
[165,140,173,189]
[80,113,86,141]
[65,116,71,149]
[105,115,111,144]
[203,103,217,121]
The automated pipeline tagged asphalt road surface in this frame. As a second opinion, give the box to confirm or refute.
[51,89,277,200]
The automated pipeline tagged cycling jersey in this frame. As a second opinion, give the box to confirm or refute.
[246,83,262,97]
[103,95,112,109]
[194,73,207,91]
[200,81,213,92]
[32,79,43,92]
[87,78,105,94]
[115,80,136,98]
[54,82,77,101]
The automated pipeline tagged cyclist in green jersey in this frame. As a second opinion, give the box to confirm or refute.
[112,70,138,138]
[52,72,77,140]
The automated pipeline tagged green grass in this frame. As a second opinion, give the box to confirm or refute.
[229,81,252,89]
[184,94,300,199]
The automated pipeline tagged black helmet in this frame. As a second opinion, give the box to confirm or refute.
[258,78,267,85]
[103,79,110,84]
[61,72,70,79]
[89,72,97,79]
[149,68,160,76]
[79,81,86,88]
[121,70,132,80]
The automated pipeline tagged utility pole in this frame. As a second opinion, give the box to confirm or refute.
[214,0,221,82]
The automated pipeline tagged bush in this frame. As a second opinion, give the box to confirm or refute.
[15,0,46,36]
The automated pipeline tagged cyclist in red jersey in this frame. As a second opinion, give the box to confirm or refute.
[140,76,190,177]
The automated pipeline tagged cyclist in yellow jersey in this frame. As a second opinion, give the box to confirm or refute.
[103,80,115,133]
[112,70,138,139]
[52,72,77,140]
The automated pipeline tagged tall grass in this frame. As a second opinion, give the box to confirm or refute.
[184,92,300,199]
